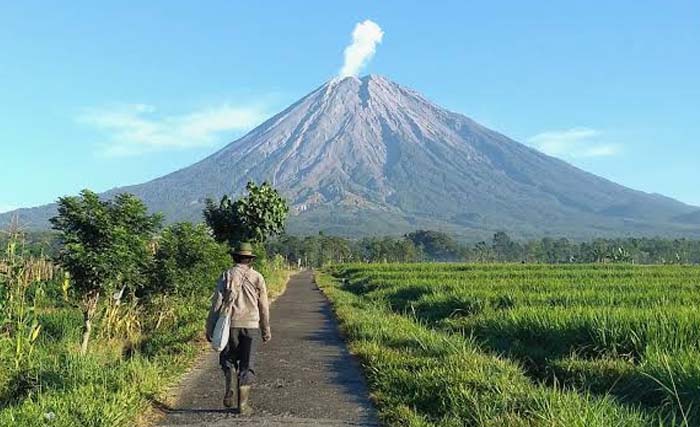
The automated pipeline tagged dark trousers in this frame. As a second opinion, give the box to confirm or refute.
[219,327,258,385]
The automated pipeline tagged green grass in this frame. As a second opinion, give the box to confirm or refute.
[0,297,204,426]
[320,263,700,426]
[0,268,293,427]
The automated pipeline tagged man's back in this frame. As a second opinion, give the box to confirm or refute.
[223,264,270,333]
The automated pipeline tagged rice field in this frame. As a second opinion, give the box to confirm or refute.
[319,263,700,426]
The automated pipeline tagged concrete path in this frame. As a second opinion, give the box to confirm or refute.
[156,271,378,427]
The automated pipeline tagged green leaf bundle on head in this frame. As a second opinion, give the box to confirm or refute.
[204,181,289,248]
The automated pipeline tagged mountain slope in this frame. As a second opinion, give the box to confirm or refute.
[3,75,698,239]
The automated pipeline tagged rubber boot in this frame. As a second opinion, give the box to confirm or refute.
[238,384,252,415]
[223,369,235,408]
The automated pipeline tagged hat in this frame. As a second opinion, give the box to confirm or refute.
[231,241,256,258]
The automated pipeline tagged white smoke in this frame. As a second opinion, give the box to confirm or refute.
[339,20,384,78]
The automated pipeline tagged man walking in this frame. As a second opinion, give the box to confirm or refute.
[206,242,271,414]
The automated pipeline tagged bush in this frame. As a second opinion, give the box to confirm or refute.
[254,251,289,300]
[50,190,162,354]
[148,222,230,297]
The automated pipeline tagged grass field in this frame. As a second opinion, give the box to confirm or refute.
[319,263,700,426]
[0,260,291,427]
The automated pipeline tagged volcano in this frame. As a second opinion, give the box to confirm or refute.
[4,75,699,239]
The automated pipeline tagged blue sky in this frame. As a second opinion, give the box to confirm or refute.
[1,1,698,212]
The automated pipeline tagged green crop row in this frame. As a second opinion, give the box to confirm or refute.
[325,263,700,426]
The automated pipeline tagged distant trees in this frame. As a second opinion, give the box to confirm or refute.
[50,190,162,354]
[35,220,700,267]
[267,230,700,267]
[0,230,59,257]
[405,230,461,261]
[359,236,423,263]
[269,233,352,266]
[471,240,494,262]
[492,231,521,262]
[204,181,289,246]
[267,233,424,267]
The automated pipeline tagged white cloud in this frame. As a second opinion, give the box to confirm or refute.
[78,103,269,157]
[527,127,621,159]
[339,20,384,78]
[579,144,619,158]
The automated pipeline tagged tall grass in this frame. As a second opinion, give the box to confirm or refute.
[323,263,700,426]
[0,242,292,427]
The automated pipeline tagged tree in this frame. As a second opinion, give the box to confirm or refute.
[390,238,422,263]
[473,241,494,263]
[320,234,353,265]
[405,230,461,261]
[492,231,521,262]
[204,181,289,246]
[148,222,230,297]
[266,234,304,265]
[50,190,161,354]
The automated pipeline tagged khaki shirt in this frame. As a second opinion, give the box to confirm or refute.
[206,264,271,340]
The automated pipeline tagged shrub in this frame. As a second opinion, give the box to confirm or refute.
[50,190,162,354]
[148,222,230,297]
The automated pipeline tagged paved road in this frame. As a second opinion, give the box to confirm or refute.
[156,271,378,427]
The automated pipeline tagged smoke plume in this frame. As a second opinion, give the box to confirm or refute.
[339,20,384,78]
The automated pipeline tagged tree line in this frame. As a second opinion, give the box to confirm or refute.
[268,229,700,267]
[8,220,700,270]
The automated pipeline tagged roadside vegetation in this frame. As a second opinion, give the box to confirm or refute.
[0,182,291,427]
[319,263,700,426]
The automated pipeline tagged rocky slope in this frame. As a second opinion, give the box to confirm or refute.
[3,75,698,239]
